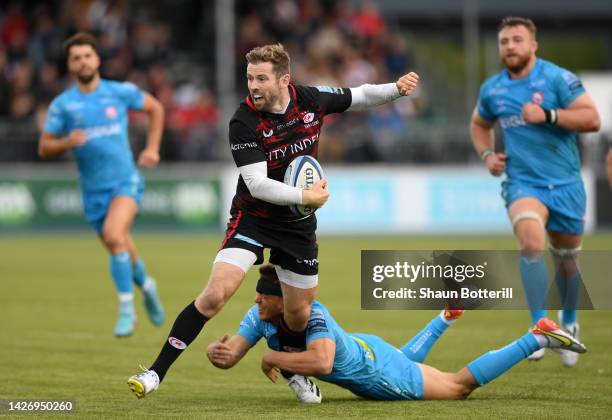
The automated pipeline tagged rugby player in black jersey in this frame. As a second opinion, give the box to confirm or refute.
[128,43,419,400]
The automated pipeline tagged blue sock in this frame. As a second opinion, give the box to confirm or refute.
[556,270,580,325]
[110,251,133,294]
[467,333,540,386]
[400,314,449,362]
[133,258,147,288]
[519,255,548,325]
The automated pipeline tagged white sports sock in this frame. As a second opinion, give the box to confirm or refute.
[439,310,458,325]
[532,333,548,348]
[563,322,577,331]
[119,292,135,303]
[142,277,154,293]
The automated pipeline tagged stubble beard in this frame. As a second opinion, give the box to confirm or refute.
[502,53,531,75]
[76,69,97,85]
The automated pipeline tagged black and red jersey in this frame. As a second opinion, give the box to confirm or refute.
[229,84,352,221]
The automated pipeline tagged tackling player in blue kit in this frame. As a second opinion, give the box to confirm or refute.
[202,265,585,403]
[38,33,165,337]
[470,17,600,365]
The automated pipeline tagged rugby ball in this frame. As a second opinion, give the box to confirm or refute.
[284,155,324,217]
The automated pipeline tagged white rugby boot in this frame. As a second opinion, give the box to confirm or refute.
[286,375,322,404]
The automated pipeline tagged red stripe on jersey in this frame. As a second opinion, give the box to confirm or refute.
[220,210,243,249]
[289,84,297,100]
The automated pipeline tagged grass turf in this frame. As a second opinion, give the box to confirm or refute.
[1,233,611,419]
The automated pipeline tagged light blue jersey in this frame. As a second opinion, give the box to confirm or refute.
[238,301,423,400]
[477,58,586,187]
[43,79,145,192]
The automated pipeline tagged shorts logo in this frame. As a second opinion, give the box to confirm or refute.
[105,106,118,119]
[302,112,314,123]
[263,129,273,138]
[168,337,187,350]
[296,258,319,267]
[532,91,544,105]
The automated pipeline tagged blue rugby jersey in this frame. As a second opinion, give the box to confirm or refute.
[43,79,145,192]
[238,300,421,399]
[477,58,586,187]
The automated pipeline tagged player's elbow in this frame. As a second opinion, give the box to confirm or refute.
[152,98,164,118]
[246,184,264,201]
[145,95,164,115]
[38,142,50,159]
[312,355,333,376]
[244,177,266,201]
[588,115,601,132]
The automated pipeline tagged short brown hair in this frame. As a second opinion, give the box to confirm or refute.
[498,16,537,37]
[63,32,98,57]
[245,43,290,78]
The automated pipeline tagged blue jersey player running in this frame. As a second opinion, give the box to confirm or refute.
[470,17,600,366]
[38,33,165,337]
[196,264,585,403]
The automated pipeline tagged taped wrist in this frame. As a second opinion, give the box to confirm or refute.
[543,108,558,125]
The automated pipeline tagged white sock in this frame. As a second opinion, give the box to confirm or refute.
[563,322,577,331]
[532,332,548,348]
[142,277,154,293]
[119,293,135,303]
[439,310,457,325]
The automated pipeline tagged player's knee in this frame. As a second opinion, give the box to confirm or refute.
[518,236,545,257]
[102,229,127,252]
[550,245,581,276]
[513,213,545,255]
[196,275,237,318]
[195,286,226,318]
[455,383,475,400]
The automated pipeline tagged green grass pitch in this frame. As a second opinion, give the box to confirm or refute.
[1,233,611,419]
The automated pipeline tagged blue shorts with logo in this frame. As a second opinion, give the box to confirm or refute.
[501,179,586,235]
[82,174,144,234]
[351,334,424,401]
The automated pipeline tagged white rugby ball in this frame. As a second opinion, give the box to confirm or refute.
[284,155,324,217]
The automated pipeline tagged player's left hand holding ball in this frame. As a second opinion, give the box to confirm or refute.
[138,148,160,168]
[396,72,420,96]
[522,102,547,124]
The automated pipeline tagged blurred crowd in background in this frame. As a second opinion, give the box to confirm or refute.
[0,0,427,164]
[235,0,426,163]
[1,0,219,162]
[0,0,610,166]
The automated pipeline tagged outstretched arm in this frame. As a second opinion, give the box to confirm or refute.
[260,338,336,382]
[137,92,165,168]
[206,334,252,369]
[348,72,419,111]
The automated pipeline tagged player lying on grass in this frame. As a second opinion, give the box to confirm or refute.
[201,265,586,402]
